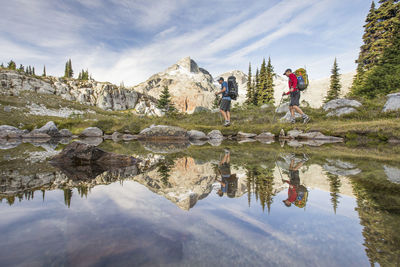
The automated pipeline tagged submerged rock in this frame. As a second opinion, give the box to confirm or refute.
[51,141,138,166]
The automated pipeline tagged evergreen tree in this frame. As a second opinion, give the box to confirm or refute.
[257,58,267,105]
[63,189,72,208]
[253,68,260,105]
[157,86,176,114]
[18,64,24,72]
[78,69,89,80]
[64,59,73,78]
[265,57,275,104]
[42,65,46,77]
[325,58,341,103]
[25,66,28,74]
[353,26,400,98]
[245,62,253,105]
[0,62,4,68]
[7,60,16,70]
[32,66,35,76]
[64,61,69,77]
[28,66,32,75]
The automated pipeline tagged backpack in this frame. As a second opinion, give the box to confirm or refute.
[294,68,309,91]
[227,76,238,100]
[294,185,308,208]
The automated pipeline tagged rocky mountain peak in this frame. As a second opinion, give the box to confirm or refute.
[170,56,200,74]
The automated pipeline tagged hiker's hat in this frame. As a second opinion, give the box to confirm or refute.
[217,77,224,81]
[283,69,292,75]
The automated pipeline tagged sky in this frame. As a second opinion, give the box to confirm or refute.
[0,0,371,86]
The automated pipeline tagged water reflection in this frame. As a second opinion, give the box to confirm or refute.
[1,141,400,266]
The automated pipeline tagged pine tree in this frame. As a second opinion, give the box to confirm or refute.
[257,58,267,105]
[7,60,16,70]
[0,63,4,68]
[18,64,24,72]
[28,66,32,75]
[245,63,253,105]
[325,58,341,103]
[42,65,46,77]
[253,68,260,105]
[68,59,73,78]
[64,61,69,77]
[157,86,176,114]
[63,189,72,208]
[264,57,275,104]
[354,26,400,98]
[32,66,35,76]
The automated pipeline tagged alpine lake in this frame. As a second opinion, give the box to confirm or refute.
[0,137,399,267]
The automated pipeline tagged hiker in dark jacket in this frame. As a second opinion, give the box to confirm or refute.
[282,69,310,124]
[215,77,231,127]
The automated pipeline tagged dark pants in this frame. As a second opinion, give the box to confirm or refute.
[220,99,231,111]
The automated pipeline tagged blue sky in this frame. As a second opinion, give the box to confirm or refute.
[0,0,370,85]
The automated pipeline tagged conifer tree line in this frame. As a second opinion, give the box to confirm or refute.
[64,59,73,78]
[78,69,91,80]
[245,57,275,106]
[351,0,400,98]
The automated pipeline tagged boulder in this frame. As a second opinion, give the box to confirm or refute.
[322,99,362,111]
[286,130,303,139]
[279,129,285,139]
[207,130,224,140]
[193,106,210,113]
[138,125,188,140]
[327,107,357,117]
[189,139,208,146]
[382,92,400,112]
[383,165,400,184]
[51,141,139,166]
[22,132,51,139]
[0,125,27,139]
[33,121,60,137]
[112,131,121,142]
[80,127,103,137]
[59,129,72,137]
[256,132,275,139]
[276,102,289,114]
[208,139,223,146]
[188,130,208,140]
[297,131,343,142]
[237,132,257,139]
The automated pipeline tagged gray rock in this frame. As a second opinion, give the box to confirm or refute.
[207,130,224,140]
[188,130,208,140]
[0,138,22,149]
[260,104,270,109]
[238,138,257,144]
[80,127,103,137]
[208,139,222,146]
[237,132,257,139]
[59,129,72,137]
[4,106,11,112]
[257,139,275,144]
[35,121,60,137]
[322,98,362,111]
[383,165,400,184]
[298,132,343,142]
[276,102,289,114]
[139,125,188,140]
[256,132,275,139]
[112,131,121,142]
[327,107,357,117]
[78,137,103,146]
[287,130,303,139]
[382,92,400,112]
[189,139,208,146]
[22,132,51,139]
[0,125,26,139]
[279,129,285,138]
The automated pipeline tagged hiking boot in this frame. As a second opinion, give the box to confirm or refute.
[290,118,296,124]
[303,115,310,124]
[224,121,231,127]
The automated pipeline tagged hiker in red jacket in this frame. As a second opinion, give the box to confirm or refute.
[282,69,310,124]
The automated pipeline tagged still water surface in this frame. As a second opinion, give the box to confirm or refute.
[0,140,399,266]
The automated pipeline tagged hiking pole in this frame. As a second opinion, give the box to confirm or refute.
[272,95,284,123]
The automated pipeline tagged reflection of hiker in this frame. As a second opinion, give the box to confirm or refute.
[216,77,231,127]
[217,149,238,198]
[282,159,305,207]
[282,69,310,124]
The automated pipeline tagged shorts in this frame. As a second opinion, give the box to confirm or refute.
[289,90,300,107]
[220,99,231,111]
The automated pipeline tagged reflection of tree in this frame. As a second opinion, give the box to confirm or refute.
[78,186,89,198]
[352,178,400,266]
[63,189,72,208]
[327,173,341,214]
[157,159,174,187]
[246,166,275,213]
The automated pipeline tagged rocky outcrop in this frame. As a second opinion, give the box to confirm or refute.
[0,69,161,115]
[382,92,400,112]
[323,99,361,117]
[133,57,217,113]
[138,125,188,140]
